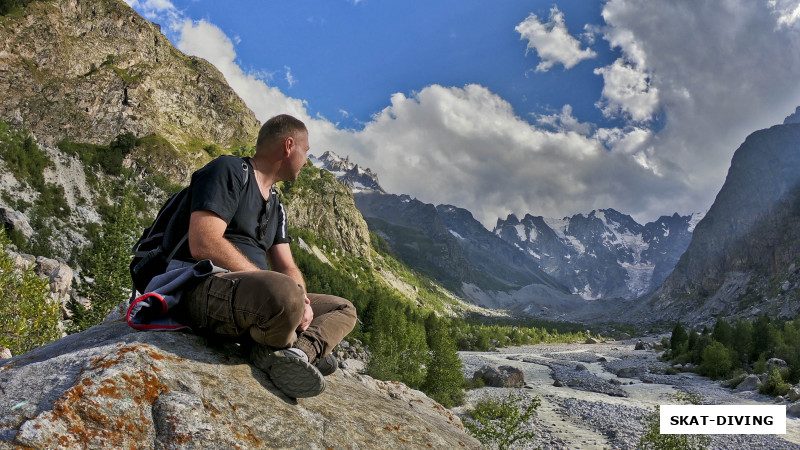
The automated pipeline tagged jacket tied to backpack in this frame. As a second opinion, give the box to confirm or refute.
[127,259,227,330]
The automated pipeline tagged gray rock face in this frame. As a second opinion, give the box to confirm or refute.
[0,320,478,449]
[0,207,33,240]
[648,122,800,323]
[473,365,526,388]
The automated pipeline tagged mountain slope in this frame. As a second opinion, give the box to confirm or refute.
[641,118,800,324]
[0,0,259,153]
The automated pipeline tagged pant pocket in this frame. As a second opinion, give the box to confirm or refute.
[203,275,240,337]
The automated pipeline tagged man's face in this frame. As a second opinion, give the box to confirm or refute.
[288,131,310,180]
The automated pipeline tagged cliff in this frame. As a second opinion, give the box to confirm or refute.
[639,121,800,324]
[0,0,259,151]
[0,317,479,448]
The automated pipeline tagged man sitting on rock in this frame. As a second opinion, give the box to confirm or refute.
[131,114,357,399]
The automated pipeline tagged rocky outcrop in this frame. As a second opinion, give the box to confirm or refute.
[0,319,479,448]
[0,207,33,240]
[0,0,259,150]
[282,166,372,260]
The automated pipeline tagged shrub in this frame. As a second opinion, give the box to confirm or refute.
[0,232,60,355]
[759,367,790,396]
[464,393,540,450]
[0,120,51,190]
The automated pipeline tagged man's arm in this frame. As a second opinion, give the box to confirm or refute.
[267,243,306,292]
[188,210,261,272]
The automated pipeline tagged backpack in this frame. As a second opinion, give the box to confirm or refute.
[130,160,250,294]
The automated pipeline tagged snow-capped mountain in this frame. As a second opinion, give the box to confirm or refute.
[312,151,702,310]
[309,151,383,193]
[494,209,703,300]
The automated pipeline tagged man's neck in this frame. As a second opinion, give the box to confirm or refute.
[250,156,277,199]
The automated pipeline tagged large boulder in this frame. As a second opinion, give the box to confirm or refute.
[472,365,525,388]
[0,207,33,240]
[735,374,763,392]
[0,320,479,449]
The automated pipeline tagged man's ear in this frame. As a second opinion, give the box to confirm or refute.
[283,136,295,157]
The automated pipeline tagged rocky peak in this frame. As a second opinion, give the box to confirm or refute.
[784,106,800,125]
[0,318,479,448]
[310,151,383,193]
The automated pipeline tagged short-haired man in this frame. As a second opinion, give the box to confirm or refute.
[166,114,357,398]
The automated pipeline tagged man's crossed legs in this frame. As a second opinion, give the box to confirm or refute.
[173,270,357,398]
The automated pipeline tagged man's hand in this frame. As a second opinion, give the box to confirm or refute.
[297,294,313,332]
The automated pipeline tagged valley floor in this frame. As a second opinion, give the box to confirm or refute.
[455,339,800,449]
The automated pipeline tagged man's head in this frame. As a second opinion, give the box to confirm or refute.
[256,114,308,149]
[255,114,310,181]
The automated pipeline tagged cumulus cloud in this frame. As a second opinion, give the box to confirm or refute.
[515,6,597,72]
[176,20,310,122]
[348,85,678,226]
[284,66,297,88]
[593,59,659,122]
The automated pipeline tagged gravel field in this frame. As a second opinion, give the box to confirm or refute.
[454,338,800,449]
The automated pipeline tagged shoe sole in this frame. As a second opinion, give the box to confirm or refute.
[252,347,326,398]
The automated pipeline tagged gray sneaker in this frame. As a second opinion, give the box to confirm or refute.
[250,346,326,398]
[314,353,338,376]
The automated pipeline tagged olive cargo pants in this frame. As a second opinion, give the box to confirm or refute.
[172,270,357,360]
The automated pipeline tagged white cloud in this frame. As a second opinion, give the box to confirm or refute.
[284,66,297,88]
[176,20,311,122]
[535,105,593,136]
[515,6,597,72]
[348,85,677,226]
[594,0,800,219]
[770,0,800,27]
[123,0,180,23]
[593,59,659,122]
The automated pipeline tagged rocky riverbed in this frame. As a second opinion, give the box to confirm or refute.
[454,337,800,449]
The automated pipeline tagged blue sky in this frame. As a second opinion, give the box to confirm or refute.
[126,0,800,227]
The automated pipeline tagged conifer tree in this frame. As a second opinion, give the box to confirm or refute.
[68,188,139,333]
[421,314,465,407]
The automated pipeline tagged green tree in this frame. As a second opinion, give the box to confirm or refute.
[760,367,790,396]
[700,341,733,379]
[732,318,753,365]
[670,322,688,353]
[711,317,733,348]
[0,232,60,355]
[365,299,429,388]
[752,315,777,361]
[68,189,139,333]
[420,314,465,407]
[464,393,540,450]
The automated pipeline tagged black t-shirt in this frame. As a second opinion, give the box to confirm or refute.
[173,155,291,269]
